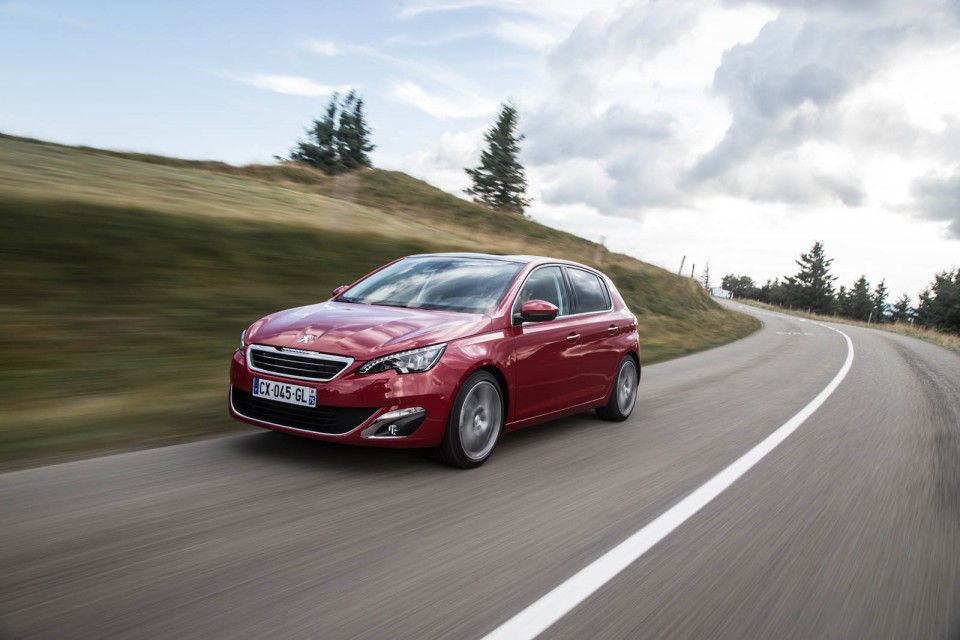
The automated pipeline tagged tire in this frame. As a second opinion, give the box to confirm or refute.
[596,356,638,422]
[438,370,504,468]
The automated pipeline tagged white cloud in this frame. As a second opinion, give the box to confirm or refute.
[391,80,497,120]
[386,19,561,51]
[911,167,960,238]
[396,0,625,51]
[399,0,624,25]
[403,128,486,193]
[305,40,343,56]
[534,159,614,210]
[398,0,480,19]
[491,16,571,50]
[173,0,960,303]
[385,27,494,48]
[238,74,353,97]
[302,40,502,122]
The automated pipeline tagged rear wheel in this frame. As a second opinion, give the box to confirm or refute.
[596,356,638,421]
[438,371,503,468]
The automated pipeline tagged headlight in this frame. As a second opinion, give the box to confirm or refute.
[241,319,265,348]
[357,344,446,375]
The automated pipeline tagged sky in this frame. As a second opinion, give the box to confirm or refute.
[2,0,959,301]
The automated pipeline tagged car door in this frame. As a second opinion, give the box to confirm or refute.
[510,265,596,422]
[562,266,621,403]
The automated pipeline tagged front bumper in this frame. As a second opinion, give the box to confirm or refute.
[228,348,455,447]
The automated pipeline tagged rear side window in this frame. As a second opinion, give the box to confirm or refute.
[567,268,611,313]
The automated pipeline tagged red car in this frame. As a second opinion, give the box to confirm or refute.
[229,253,640,467]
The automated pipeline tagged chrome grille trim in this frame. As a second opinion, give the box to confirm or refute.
[246,344,354,382]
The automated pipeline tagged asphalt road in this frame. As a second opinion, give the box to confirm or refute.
[2,303,959,639]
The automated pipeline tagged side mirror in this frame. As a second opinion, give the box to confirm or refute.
[519,299,559,323]
[332,285,349,298]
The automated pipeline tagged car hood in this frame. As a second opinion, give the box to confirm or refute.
[247,301,494,359]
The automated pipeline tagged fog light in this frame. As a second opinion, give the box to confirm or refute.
[361,407,427,439]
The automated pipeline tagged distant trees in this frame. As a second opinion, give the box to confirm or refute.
[836,285,850,316]
[465,102,530,215]
[730,245,960,333]
[336,92,374,171]
[783,241,836,314]
[830,276,893,323]
[760,278,788,306]
[845,275,873,321]
[891,293,913,324]
[873,279,889,323]
[721,274,761,299]
[289,91,374,174]
[915,269,960,332]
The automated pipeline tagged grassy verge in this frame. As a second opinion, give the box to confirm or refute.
[0,197,439,465]
[0,135,758,467]
[737,300,960,354]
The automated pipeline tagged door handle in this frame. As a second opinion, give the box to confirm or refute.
[608,325,618,335]
[567,333,581,343]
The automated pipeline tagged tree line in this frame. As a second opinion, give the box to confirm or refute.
[288,94,530,214]
[721,241,960,333]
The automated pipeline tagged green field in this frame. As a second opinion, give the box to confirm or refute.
[0,134,759,466]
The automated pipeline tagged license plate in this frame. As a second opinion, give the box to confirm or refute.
[252,378,317,407]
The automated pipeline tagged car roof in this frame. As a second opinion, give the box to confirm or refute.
[408,252,592,269]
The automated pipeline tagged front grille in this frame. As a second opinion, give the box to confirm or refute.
[248,346,351,381]
[232,387,376,434]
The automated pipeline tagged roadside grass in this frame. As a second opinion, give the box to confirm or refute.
[0,134,595,256]
[0,135,759,466]
[737,300,960,354]
[1,197,437,464]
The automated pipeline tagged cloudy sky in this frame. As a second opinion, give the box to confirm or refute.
[3,0,959,300]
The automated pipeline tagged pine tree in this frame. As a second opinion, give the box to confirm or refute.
[465,102,530,214]
[759,278,787,305]
[349,95,374,167]
[891,293,913,324]
[915,269,960,332]
[872,279,888,323]
[836,285,850,317]
[290,93,341,174]
[700,263,711,290]
[848,275,873,321]
[915,289,934,327]
[336,91,375,170]
[289,91,373,175]
[783,241,836,314]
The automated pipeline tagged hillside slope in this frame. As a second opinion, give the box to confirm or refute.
[0,134,758,465]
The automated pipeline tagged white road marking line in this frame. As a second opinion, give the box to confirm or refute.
[482,322,855,640]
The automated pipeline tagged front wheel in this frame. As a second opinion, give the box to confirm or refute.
[596,356,638,422]
[438,370,504,468]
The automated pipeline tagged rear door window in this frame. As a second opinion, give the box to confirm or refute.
[567,267,611,314]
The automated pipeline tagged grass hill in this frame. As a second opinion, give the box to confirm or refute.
[0,133,758,465]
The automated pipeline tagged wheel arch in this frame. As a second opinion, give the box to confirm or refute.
[474,363,509,418]
[604,349,640,399]
[626,349,641,378]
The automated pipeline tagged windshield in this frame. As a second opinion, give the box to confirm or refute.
[338,257,523,313]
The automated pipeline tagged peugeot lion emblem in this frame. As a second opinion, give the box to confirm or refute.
[297,335,315,344]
